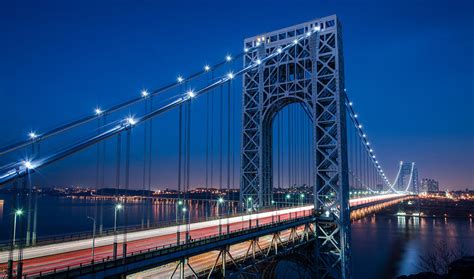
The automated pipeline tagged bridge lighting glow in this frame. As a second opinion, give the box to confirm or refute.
[324,210,330,217]
[277,48,282,54]
[227,72,234,79]
[15,209,23,216]
[247,197,252,201]
[372,155,376,158]
[271,200,275,204]
[94,108,103,116]
[313,25,321,32]
[256,59,261,65]
[354,114,358,118]
[370,149,373,152]
[300,193,305,198]
[358,125,363,129]
[182,207,187,212]
[293,39,298,44]
[366,142,370,146]
[362,134,366,138]
[187,90,196,98]
[285,194,291,199]
[306,31,312,37]
[218,197,224,203]
[349,102,353,106]
[28,132,38,140]
[177,76,184,83]
[256,41,261,46]
[23,160,34,170]
[204,65,211,72]
[178,200,183,206]
[141,90,149,97]
[244,47,249,53]
[126,117,137,126]
[225,55,232,62]
[375,160,378,164]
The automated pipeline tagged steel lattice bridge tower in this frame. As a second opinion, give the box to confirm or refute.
[241,15,350,278]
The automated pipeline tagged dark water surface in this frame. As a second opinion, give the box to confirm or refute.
[1,195,473,278]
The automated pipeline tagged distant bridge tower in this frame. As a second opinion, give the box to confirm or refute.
[240,15,350,278]
[396,161,419,192]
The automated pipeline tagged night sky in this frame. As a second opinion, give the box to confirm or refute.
[0,0,472,190]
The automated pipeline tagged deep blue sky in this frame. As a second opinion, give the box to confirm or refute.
[0,0,473,190]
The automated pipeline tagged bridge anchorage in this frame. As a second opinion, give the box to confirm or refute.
[0,14,409,279]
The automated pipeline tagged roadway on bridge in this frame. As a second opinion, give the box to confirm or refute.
[0,194,405,277]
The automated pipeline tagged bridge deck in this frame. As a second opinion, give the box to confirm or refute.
[0,194,407,277]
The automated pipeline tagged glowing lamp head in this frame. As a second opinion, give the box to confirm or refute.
[313,25,321,32]
[306,31,312,37]
[366,142,370,146]
[15,209,23,216]
[218,197,224,203]
[300,193,305,198]
[178,200,183,205]
[182,207,187,212]
[23,160,34,170]
[256,41,261,47]
[225,55,232,62]
[94,108,103,116]
[362,134,366,138]
[244,47,249,52]
[358,124,363,129]
[354,114,358,118]
[277,48,282,54]
[177,76,184,83]
[204,65,211,72]
[187,90,195,98]
[141,90,149,97]
[115,203,123,210]
[349,102,353,106]
[293,39,298,44]
[271,200,275,204]
[126,117,137,126]
[256,59,261,65]
[286,194,291,199]
[370,149,373,152]
[247,197,252,201]
[227,72,234,79]
[28,132,38,140]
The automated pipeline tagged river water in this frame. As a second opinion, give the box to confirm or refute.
[0,195,473,278]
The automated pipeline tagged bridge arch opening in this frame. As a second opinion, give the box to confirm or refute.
[261,97,314,207]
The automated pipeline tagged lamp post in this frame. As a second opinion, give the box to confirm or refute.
[217,197,224,235]
[113,203,123,260]
[8,209,23,279]
[87,216,96,262]
[13,209,23,246]
[176,200,183,244]
[182,207,188,243]
[300,193,305,206]
[247,197,252,228]
[285,194,291,207]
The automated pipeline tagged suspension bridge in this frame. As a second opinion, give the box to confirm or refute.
[0,15,414,279]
